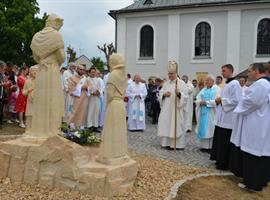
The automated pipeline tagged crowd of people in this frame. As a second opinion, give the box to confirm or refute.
[0,61,38,129]
[1,58,270,192]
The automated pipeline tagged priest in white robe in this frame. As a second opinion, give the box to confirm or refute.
[96,70,105,128]
[126,74,147,131]
[182,75,194,132]
[125,73,133,117]
[195,75,221,150]
[67,65,90,129]
[210,64,242,170]
[157,61,188,149]
[62,62,77,122]
[230,63,270,192]
[99,72,110,128]
[86,67,102,132]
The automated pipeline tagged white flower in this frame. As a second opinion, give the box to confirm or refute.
[73,131,81,138]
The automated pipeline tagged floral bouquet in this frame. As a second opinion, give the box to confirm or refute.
[60,123,101,146]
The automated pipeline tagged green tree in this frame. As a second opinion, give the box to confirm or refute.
[97,43,116,69]
[66,45,77,63]
[0,0,47,66]
[90,57,105,72]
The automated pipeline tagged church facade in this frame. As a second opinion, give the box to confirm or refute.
[109,0,270,80]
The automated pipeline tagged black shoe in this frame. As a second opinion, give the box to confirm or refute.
[200,149,211,154]
[168,147,184,151]
[87,127,94,132]
[93,127,101,133]
[238,183,261,193]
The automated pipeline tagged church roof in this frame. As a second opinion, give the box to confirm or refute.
[109,0,268,18]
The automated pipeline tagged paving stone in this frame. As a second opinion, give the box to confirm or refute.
[127,118,216,169]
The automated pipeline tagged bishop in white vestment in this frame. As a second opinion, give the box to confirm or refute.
[157,61,188,149]
[126,75,147,131]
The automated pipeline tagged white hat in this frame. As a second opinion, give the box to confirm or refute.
[168,61,178,73]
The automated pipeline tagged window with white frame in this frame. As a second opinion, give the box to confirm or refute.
[257,18,270,56]
[195,22,211,57]
[139,25,154,59]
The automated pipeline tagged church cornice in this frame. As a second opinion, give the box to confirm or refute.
[109,0,269,19]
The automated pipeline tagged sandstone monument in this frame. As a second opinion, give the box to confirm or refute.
[97,53,130,165]
[29,13,65,138]
[0,14,137,197]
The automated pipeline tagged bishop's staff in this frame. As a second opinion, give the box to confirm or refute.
[170,61,179,152]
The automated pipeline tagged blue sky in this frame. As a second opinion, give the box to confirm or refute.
[37,0,134,62]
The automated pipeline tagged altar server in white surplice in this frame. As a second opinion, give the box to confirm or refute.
[126,74,147,131]
[230,63,270,192]
[86,67,102,132]
[195,75,221,150]
[182,75,194,132]
[210,64,242,171]
[157,61,188,149]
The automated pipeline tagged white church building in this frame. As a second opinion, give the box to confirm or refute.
[109,0,270,80]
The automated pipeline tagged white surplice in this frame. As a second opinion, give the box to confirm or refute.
[62,69,76,121]
[86,77,102,127]
[126,82,147,130]
[233,78,270,156]
[157,78,188,149]
[195,85,221,149]
[99,73,109,127]
[97,77,105,127]
[215,79,242,129]
[183,81,194,131]
[125,78,133,116]
[241,85,248,95]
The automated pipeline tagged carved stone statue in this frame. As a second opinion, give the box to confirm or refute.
[28,13,65,138]
[0,16,138,197]
[97,53,129,165]
[23,65,39,134]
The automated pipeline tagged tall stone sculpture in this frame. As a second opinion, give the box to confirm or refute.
[97,53,129,165]
[0,15,137,198]
[29,13,65,138]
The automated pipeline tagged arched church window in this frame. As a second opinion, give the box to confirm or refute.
[140,25,154,59]
[195,22,211,57]
[257,18,270,55]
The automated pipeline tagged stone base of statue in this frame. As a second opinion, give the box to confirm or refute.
[0,135,138,197]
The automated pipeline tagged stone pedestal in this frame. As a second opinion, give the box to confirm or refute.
[0,136,138,197]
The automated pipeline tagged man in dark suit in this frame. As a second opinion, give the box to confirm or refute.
[0,60,7,129]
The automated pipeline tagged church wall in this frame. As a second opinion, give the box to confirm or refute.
[115,3,270,80]
[179,11,228,79]
[125,15,169,80]
[239,8,270,71]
